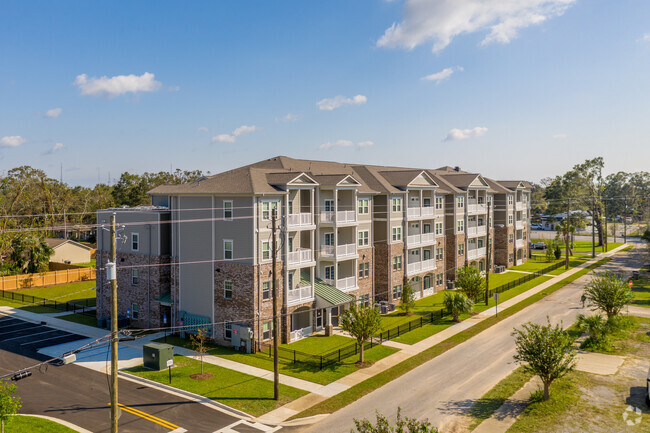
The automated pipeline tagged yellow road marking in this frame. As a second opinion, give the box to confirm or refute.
[110,403,180,430]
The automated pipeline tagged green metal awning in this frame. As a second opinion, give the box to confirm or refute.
[313,278,354,308]
[156,292,172,305]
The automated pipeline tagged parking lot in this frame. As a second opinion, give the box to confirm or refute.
[0,314,87,354]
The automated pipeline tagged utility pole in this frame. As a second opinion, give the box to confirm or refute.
[624,196,627,244]
[591,194,595,258]
[565,199,570,270]
[271,208,279,401]
[485,201,491,306]
[108,214,119,433]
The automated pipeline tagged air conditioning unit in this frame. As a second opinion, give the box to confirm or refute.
[447,281,455,290]
[380,304,388,314]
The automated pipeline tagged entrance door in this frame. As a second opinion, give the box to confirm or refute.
[316,309,323,328]
[324,200,334,212]
[423,249,431,261]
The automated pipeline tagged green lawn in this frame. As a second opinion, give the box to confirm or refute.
[580,315,650,356]
[57,312,98,327]
[124,355,307,416]
[0,281,96,313]
[631,275,650,308]
[281,334,355,355]
[3,415,76,432]
[155,335,398,385]
[510,259,563,273]
[530,239,624,255]
[75,258,96,268]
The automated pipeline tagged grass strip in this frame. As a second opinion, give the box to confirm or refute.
[291,257,612,420]
[4,415,76,433]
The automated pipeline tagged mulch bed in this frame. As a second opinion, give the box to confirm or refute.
[190,372,214,380]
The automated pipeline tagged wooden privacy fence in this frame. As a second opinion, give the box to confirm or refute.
[0,268,96,291]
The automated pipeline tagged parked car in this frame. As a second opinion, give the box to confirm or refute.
[530,224,543,230]
[535,242,547,249]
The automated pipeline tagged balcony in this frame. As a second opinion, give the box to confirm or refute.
[324,276,357,291]
[515,202,525,211]
[515,220,525,230]
[319,210,356,224]
[406,259,436,276]
[287,249,313,267]
[516,239,525,249]
[320,243,357,259]
[467,202,487,214]
[407,206,435,220]
[466,225,487,237]
[467,247,487,260]
[287,213,313,229]
[406,232,435,247]
[287,284,314,306]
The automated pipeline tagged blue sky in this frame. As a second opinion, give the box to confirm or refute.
[1,0,649,186]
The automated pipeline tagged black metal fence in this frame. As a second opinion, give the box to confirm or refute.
[486,261,564,299]
[0,289,95,317]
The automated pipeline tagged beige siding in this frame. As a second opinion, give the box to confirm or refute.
[50,243,90,264]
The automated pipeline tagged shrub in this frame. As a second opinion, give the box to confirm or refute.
[443,291,473,322]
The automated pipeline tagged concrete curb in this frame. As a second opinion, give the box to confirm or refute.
[17,414,93,433]
[117,371,258,422]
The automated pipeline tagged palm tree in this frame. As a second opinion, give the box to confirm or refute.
[443,291,474,322]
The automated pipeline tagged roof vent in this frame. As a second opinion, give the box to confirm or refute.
[454,166,460,172]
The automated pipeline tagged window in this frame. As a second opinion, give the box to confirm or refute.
[288,273,293,289]
[131,303,139,320]
[508,215,514,225]
[423,223,431,234]
[423,249,431,260]
[392,198,402,212]
[524,231,527,240]
[288,200,294,214]
[435,222,443,235]
[392,256,402,270]
[457,196,464,209]
[131,233,139,251]
[424,276,431,289]
[478,196,484,204]
[358,262,370,278]
[423,198,431,207]
[458,243,464,255]
[436,247,443,260]
[410,249,420,258]
[392,227,402,241]
[262,201,278,220]
[358,230,369,246]
[478,217,484,227]
[363,294,370,308]
[324,232,334,246]
[262,282,270,300]
[131,269,139,285]
[508,253,514,263]
[224,240,233,260]
[224,201,233,220]
[225,322,232,340]
[457,220,464,233]
[224,281,233,299]
[262,241,270,260]
[325,265,334,281]
[392,285,402,300]
[357,199,369,214]
[324,199,334,212]
[509,234,514,243]
[435,196,444,210]
[262,321,272,340]
[508,195,514,206]
[478,239,484,248]
[436,273,443,286]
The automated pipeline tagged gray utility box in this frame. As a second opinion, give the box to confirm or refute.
[143,343,174,370]
[231,324,253,354]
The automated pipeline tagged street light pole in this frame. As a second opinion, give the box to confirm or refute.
[485,200,491,306]
[109,214,119,433]
[271,208,280,401]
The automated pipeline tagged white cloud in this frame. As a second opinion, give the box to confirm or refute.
[444,127,488,141]
[211,125,258,143]
[276,113,301,122]
[74,72,162,97]
[196,126,209,133]
[422,66,463,83]
[52,142,65,152]
[378,0,576,53]
[552,133,568,139]
[319,139,374,150]
[316,94,367,111]
[0,136,27,147]
[45,107,62,118]
[638,33,650,43]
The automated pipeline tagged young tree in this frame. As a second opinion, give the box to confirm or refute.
[443,291,473,322]
[512,318,576,400]
[545,240,556,262]
[581,271,629,319]
[0,382,21,433]
[400,281,416,315]
[190,327,209,374]
[554,244,562,260]
[575,314,609,347]
[353,407,439,433]
[340,304,382,364]
[455,266,484,302]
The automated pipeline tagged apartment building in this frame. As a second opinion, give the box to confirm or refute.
[96,156,530,348]
[490,180,532,267]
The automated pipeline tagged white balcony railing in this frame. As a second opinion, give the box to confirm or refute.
[290,326,313,342]
[336,243,357,258]
[515,202,524,211]
[516,239,525,249]
[287,285,314,306]
[337,210,356,223]
[407,206,434,219]
[467,203,487,214]
[407,232,435,246]
[337,276,357,291]
[467,247,487,260]
[406,259,436,275]
[467,226,487,237]
[287,249,313,266]
[320,211,335,223]
[287,213,313,229]
[515,220,525,230]
[320,245,334,256]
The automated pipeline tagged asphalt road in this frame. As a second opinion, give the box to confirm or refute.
[302,244,647,433]
[0,316,276,433]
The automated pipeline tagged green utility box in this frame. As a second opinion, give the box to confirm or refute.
[143,343,174,370]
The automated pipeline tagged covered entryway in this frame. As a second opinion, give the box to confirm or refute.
[313,278,355,334]
[290,306,312,342]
